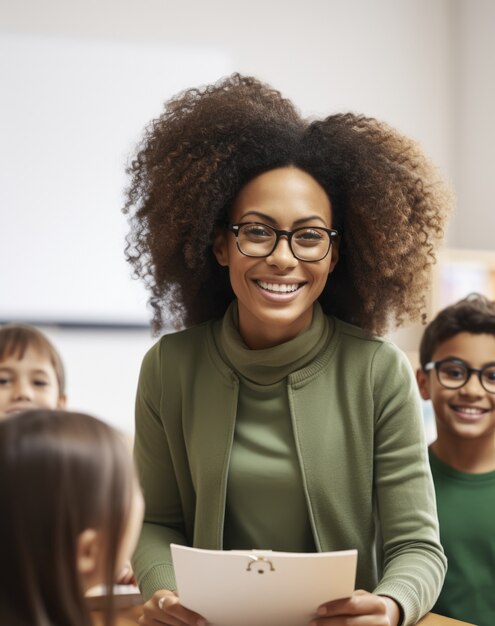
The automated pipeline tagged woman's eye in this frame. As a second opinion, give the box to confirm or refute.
[484,368,495,382]
[0,377,11,385]
[33,380,49,387]
[295,229,324,244]
[244,225,272,238]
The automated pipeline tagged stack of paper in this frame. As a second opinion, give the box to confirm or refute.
[171,544,357,626]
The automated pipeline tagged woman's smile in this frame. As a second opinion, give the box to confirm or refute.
[256,279,303,294]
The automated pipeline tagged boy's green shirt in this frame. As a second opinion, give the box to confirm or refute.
[429,448,495,626]
[132,308,446,626]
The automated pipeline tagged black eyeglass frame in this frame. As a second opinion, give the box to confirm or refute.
[423,358,495,394]
[227,222,339,263]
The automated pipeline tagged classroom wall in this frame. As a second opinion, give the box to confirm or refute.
[450,0,495,249]
[1,0,492,434]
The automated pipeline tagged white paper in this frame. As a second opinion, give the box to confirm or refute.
[171,544,357,626]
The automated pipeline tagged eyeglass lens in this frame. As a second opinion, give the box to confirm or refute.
[237,223,331,261]
[437,360,495,393]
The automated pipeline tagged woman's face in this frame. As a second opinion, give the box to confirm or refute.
[214,167,339,349]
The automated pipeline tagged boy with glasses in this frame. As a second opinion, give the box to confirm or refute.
[416,293,495,626]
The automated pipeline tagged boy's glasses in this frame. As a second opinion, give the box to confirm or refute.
[227,222,339,263]
[424,358,495,394]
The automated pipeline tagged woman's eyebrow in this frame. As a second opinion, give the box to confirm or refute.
[293,215,327,226]
[238,211,276,223]
[239,210,328,225]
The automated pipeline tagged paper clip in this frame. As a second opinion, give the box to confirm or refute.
[246,555,275,574]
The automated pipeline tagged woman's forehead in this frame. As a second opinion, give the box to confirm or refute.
[231,167,332,225]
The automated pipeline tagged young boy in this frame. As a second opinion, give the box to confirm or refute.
[0,323,66,419]
[416,293,495,626]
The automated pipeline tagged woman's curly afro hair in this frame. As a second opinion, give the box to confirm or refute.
[123,73,453,336]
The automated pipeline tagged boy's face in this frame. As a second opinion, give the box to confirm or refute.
[0,346,66,419]
[417,332,495,441]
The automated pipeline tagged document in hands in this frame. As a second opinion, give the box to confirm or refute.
[171,544,357,626]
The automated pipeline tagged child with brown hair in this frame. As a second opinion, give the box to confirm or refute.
[416,293,495,626]
[0,409,144,626]
[0,323,66,419]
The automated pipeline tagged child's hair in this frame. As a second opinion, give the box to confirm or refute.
[419,293,495,368]
[0,324,66,396]
[123,73,452,336]
[0,409,136,626]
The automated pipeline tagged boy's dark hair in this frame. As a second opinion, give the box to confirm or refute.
[419,293,495,368]
[0,324,66,396]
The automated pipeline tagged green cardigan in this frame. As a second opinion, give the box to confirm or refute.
[132,315,446,626]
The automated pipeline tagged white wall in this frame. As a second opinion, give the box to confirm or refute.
[450,0,495,249]
[0,35,232,325]
[1,0,491,434]
[1,0,455,170]
[41,326,153,434]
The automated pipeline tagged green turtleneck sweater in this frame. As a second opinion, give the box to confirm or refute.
[132,303,446,626]
[218,303,330,552]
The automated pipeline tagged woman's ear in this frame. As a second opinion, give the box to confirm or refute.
[76,528,101,577]
[416,368,431,401]
[212,227,229,267]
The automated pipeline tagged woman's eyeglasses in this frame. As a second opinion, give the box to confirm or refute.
[423,358,495,394]
[227,222,339,263]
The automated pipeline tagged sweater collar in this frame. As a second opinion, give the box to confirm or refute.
[215,301,332,385]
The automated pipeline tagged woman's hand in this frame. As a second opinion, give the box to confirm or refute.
[311,589,401,626]
[139,590,207,626]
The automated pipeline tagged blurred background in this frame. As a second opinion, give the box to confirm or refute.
[1,0,494,437]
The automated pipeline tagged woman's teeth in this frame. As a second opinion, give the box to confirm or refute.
[257,280,300,293]
[452,405,487,417]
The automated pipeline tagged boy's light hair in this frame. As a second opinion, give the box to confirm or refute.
[0,324,66,396]
[419,293,495,369]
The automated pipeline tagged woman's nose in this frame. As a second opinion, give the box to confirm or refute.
[266,236,298,270]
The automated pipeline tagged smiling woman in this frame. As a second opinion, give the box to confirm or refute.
[123,73,453,626]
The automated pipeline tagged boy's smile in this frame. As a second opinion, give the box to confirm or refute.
[418,332,495,441]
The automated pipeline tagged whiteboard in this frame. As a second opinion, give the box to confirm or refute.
[0,34,232,325]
